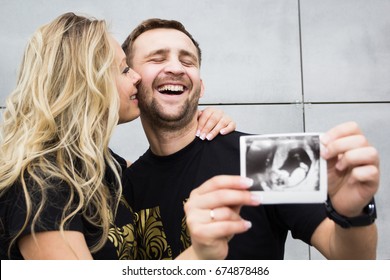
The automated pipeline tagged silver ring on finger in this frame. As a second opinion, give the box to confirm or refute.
[210,209,215,221]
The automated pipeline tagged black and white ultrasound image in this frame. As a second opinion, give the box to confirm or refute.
[245,135,321,192]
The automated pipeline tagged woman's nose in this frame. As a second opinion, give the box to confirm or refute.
[130,68,141,85]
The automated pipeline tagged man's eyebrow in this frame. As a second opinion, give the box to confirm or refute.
[144,48,199,64]
[144,49,169,58]
[179,50,198,63]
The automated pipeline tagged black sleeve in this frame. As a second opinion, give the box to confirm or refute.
[6,180,84,239]
[274,203,327,245]
[109,149,128,172]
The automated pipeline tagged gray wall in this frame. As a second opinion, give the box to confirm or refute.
[1,0,389,259]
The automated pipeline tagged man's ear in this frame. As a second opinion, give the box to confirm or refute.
[200,79,205,98]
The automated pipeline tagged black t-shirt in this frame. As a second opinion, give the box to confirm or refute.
[123,131,327,260]
[0,150,136,260]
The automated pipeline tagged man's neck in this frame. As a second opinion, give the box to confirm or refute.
[141,116,198,156]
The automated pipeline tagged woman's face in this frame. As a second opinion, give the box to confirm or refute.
[109,35,141,124]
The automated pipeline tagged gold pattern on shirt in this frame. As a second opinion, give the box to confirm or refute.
[107,196,136,259]
[181,199,191,249]
[131,199,193,259]
[133,206,173,259]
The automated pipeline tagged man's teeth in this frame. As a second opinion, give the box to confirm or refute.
[158,85,184,92]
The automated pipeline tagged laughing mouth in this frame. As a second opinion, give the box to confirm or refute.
[130,94,137,100]
[157,84,185,95]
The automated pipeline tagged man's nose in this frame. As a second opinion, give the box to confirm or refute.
[163,58,185,75]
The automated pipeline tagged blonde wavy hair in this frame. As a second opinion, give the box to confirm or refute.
[0,12,121,257]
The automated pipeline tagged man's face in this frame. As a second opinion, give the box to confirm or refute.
[130,28,204,129]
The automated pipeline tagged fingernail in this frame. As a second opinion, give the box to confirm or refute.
[320,145,329,159]
[206,133,213,141]
[240,177,254,188]
[220,129,226,135]
[200,133,206,140]
[196,130,201,137]
[251,194,262,204]
[320,134,329,145]
[244,220,252,230]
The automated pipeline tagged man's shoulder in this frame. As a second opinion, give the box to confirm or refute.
[199,131,249,158]
[224,130,250,137]
[128,131,252,169]
[213,130,250,142]
[205,131,251,148]
[125,149,150,172]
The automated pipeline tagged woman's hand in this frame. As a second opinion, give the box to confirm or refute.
[197,107,236,140]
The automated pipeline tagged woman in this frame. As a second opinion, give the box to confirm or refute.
[0,13,255,260]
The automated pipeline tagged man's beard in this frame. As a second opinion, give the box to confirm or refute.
[138,83,201,131]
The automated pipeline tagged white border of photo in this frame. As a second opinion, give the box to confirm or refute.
[240,133,327,204]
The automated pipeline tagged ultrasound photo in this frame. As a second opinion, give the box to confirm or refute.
[240,133,327,204]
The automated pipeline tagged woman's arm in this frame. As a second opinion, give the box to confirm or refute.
[19,231,93,260]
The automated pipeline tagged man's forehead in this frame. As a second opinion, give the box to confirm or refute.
[133,28,197,52]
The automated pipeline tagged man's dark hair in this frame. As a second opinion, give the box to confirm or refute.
[122,18,202,66]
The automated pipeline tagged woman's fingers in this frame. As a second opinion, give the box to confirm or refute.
[196,107,236,140]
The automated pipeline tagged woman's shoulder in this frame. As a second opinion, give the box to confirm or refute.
[1,178,83,233]
[109,149,128,169]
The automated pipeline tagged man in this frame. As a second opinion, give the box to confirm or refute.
[121,18,379,259]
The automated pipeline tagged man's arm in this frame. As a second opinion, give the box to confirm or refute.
[311,218,377,259]
[311,122,379,259]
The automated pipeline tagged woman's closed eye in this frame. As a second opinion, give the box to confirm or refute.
[122,66,131,74]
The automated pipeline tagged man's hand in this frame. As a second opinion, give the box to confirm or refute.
[321,122,379,217]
